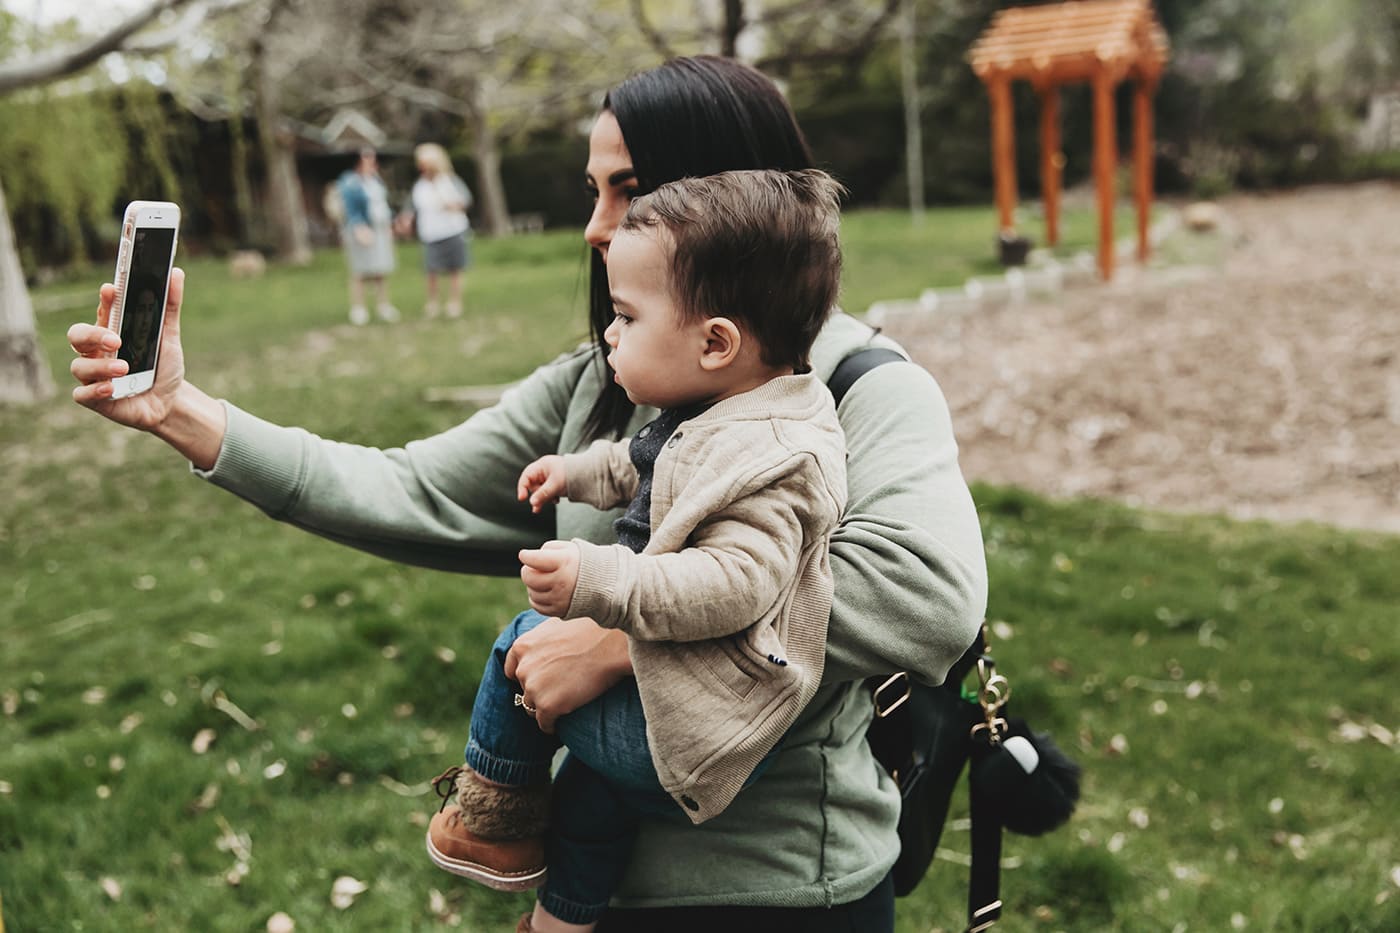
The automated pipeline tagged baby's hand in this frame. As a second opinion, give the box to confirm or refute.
[519,541,581,617]
[517,455,567,513]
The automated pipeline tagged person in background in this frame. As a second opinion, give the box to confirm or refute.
[337,148,400,326]
[397,142,473,319]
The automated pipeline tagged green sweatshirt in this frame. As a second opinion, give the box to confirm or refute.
[196,311,988,908]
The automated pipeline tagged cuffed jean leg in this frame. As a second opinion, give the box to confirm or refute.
[464,610,559,786]
[537,754,645,924]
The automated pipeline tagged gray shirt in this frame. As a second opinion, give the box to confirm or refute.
[196,311,987,908]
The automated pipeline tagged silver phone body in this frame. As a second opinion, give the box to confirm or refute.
[109,201,180,399]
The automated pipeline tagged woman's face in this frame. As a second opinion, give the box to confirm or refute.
[584,110,638,263]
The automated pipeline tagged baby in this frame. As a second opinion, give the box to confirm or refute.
[427,168,848,933]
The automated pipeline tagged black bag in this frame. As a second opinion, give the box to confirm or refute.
[865,633,984,896]
[867,628,1082,930]
[828,348,1081,930]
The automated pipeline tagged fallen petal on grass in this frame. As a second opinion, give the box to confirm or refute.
[100,877,122,901]
[330,875,369,909]
[213,693,260,731]
[266,911,296,933]
[192,728,217,754]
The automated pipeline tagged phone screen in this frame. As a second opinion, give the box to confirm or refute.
[118,227,175,374]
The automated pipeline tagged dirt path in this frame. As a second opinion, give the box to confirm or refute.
[880,182,1400,535]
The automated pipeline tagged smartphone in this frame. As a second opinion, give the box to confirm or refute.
[108,200,180,399]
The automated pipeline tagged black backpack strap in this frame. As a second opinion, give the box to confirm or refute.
[827,346,907,407]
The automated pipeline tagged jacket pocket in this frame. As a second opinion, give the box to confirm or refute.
[698,634,768,700]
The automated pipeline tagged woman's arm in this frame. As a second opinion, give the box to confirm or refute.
[195,349,589,575]
[72,267,590,574]
[825,359,988,685]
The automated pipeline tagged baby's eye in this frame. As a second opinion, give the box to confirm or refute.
[613,311,633,325]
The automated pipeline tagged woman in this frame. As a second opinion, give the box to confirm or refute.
[337,148,400,325]
[67,56,986,932]
[398,142,472,319]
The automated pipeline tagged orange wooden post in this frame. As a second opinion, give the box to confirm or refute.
[1039,84,1062,246]
[1092,70,1117,280]
[989,75,1018,234]
[1133,78,1155,263]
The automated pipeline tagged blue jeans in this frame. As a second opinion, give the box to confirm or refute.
[466,611,684,924]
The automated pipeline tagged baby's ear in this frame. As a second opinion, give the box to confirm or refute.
[699,317,742,371]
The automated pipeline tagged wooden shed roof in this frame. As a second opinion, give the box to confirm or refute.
[969,0,1168,84]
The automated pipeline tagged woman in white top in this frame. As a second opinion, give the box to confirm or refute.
[399,142,473,319]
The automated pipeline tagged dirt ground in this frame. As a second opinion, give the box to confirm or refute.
[880,181,1400,536]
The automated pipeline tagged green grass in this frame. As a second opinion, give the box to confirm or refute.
[4,209,1396,931]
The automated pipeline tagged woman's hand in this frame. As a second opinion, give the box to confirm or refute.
[68,268,226,470]
[504,616,631,734]
[69,269,189,432]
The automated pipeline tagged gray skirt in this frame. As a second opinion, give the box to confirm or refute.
[343,223,396,277]
[423,233,470,272]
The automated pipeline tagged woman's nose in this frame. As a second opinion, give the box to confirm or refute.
[585,195,626,259]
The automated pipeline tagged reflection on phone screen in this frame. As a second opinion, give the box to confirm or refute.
[118,227,174,374]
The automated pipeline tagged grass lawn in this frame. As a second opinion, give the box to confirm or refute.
[2,207,1395,932]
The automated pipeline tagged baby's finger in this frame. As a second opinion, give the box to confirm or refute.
[518,548,562,572]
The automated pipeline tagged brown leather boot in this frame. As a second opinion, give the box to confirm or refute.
[424,766,548,891]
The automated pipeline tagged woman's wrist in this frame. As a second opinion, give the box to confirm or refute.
[600,626,634,680]
[153,382,227,471]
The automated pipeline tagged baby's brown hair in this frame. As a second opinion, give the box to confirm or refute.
[620,169,845,372]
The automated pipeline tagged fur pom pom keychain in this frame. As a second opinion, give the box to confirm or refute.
[972,717,1081,836]
[967,655,1082,836]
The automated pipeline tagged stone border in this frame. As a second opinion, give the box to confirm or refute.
[865,207,1184,325]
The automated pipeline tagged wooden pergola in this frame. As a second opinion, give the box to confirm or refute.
[969,0,1169,279]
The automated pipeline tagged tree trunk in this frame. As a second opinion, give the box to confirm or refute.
[252,36,311,264]
[225,60,257,246]
[899,0,924,223]
[470,106,512,237]
[721,0,744,58]
[0,174,56,405]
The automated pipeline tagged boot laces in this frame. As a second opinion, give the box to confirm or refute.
[431,766,463,813]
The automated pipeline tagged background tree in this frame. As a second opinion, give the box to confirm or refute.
[0,0,204,406]
[315,0,648,236]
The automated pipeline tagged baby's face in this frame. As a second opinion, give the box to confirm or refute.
[603,229,711,409]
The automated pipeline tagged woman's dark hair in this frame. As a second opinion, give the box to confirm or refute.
[583,55,817,441]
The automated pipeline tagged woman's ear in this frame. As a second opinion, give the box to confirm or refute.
[698,317,743,371]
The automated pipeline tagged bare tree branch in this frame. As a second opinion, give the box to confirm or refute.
[756,0,902,75]
[631,0,676,59]
[0,0,201,94]
[124,0,253,53]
